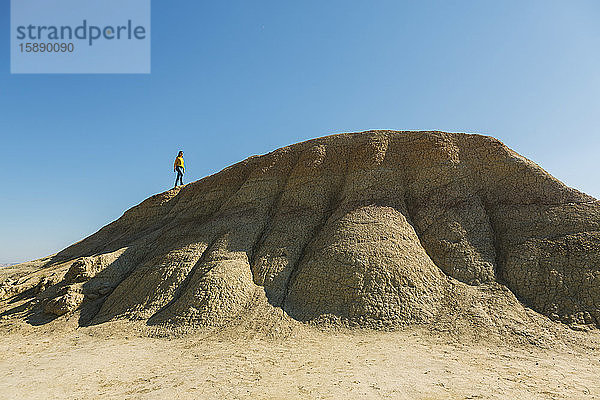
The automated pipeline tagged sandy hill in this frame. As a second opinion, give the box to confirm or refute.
[1,130,599,335]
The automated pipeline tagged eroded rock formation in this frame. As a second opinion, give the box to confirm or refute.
[2,131,599,329]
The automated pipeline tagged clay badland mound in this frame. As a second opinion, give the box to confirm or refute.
[2,131,600,332]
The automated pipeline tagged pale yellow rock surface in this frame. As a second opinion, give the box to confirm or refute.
[1,130,599,333]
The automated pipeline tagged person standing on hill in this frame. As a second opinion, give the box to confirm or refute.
[174,151,185,188]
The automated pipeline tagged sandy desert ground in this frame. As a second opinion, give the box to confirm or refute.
[1,319,599,400]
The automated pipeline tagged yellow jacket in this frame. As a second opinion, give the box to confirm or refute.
[174,156,185,170]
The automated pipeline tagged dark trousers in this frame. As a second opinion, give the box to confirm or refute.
[175,166,184,187]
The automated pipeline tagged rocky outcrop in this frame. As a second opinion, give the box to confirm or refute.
[44,290,84,316]
[2,131,600,329]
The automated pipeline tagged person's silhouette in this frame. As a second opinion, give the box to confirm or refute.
[174,151,185,188]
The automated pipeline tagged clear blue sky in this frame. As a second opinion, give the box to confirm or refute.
[1,1,599,263]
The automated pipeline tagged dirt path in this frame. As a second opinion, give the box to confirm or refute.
[1,324,599,400]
